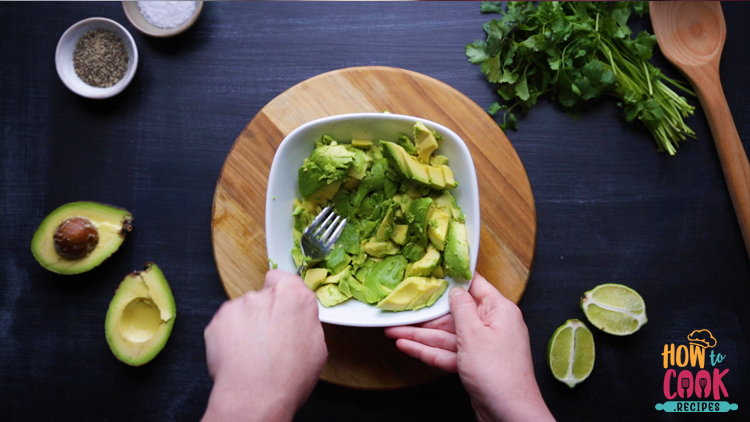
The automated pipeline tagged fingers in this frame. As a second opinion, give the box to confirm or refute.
[263,269,303,290]
[449,287,483,334]
[418,314,456,333]
[468,273,509,304]
[394,339,458,373]
[384,326,458,352]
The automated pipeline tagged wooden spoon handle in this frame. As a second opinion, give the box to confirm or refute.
[694,68,750,260]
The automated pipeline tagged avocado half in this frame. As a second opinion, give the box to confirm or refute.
[105,263,176,366]
[31,202,133,275]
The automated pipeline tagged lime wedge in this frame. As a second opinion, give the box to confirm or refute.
[547,319,595,388]
[581,283,647,335]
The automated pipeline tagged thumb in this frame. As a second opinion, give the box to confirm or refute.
[449,287,482,334]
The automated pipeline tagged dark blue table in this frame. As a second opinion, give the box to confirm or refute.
[1,2,748,421]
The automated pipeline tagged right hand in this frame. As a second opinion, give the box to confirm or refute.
[202,270,327,422]
[384,274,554,422]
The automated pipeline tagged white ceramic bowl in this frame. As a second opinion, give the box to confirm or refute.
[122,1,204,38]
[55,18,138,99]
[266,113,480,327]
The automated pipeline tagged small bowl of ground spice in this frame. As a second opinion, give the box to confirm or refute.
[122,1,203,38]
[56,17,138,99]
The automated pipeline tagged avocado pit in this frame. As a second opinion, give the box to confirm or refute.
[53,216,99,260]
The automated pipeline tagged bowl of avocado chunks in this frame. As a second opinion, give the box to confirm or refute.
[266,113,479,327]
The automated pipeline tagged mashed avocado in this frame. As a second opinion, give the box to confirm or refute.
[293,122,471,312]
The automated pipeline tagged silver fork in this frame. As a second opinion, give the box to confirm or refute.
[297,206,348,275]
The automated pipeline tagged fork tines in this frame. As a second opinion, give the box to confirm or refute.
[306,206,348,247]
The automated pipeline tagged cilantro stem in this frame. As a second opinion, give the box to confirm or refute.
[468,1,695,154]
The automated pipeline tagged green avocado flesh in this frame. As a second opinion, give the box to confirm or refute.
[105,263,176,366]
[31,202,133,275]
[293,122,472,312]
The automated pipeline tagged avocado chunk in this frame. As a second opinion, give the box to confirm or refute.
[376,276,448,312]
[430,155,449,166]
[316,284,350,307]
[426,166,446,189]
[353,158,387,206]
[304,268,329,290]
[358,255,407,303]
[404,154,431,186]
[363,238,400,258]
[439,166,458,189]
[406,197,433,243]
[370,255,408,290]
[402,242,426,263]
[31,202,133,275]
[430,264,445,278]
[390,224,408,245]
[325,247,351,275]
[383,141,454,189]
[397,133,418,156]
[444,220,472,280]
[382,141,430,185]
[382,141,411,179]
[346,147,369,180]
[105,263,176,366]
[351,139,373,149]
[427,207,451,251]
[324,265,352,285]
[406,245,442,277]
[341,274,368,303]
[375,208,395,241]
[298,144,355,198]
[307,180,342,207]
[376,277,424,311]
[432,191,462,220]
[412,278,449,310]
[315,284,351,308]
[414,121,439,163]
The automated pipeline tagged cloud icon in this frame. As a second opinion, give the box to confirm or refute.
[687,329,717,348]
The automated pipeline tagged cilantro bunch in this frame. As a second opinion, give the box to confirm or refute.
[466,1,696,155]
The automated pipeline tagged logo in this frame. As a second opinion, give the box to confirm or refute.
[655,329,738,413]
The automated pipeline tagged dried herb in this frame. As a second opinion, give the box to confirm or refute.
[73,29,129,88]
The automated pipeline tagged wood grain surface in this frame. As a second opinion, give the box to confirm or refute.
[212,66,537,389]
[651,1,750,262]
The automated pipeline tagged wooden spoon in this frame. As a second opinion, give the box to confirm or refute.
[651,1,750,261]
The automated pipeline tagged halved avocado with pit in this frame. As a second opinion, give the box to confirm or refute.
[31,202,133,275]
[105,262,176,366]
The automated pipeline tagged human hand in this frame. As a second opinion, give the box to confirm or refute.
[202,270,327,422]
[384,274,554,422]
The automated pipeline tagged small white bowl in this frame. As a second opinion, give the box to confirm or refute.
[55,18,138,99]
[265,113,481,327]
[122,1,204,38]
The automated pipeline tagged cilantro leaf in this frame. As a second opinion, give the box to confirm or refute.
[465,1,695,155]
[466,40,489,64]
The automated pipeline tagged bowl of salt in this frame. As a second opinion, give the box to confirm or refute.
[122,1,203,38]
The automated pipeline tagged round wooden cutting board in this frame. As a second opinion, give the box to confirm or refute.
[212,66,537,389]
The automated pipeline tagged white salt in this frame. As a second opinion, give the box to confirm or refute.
[137,1,198,30]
